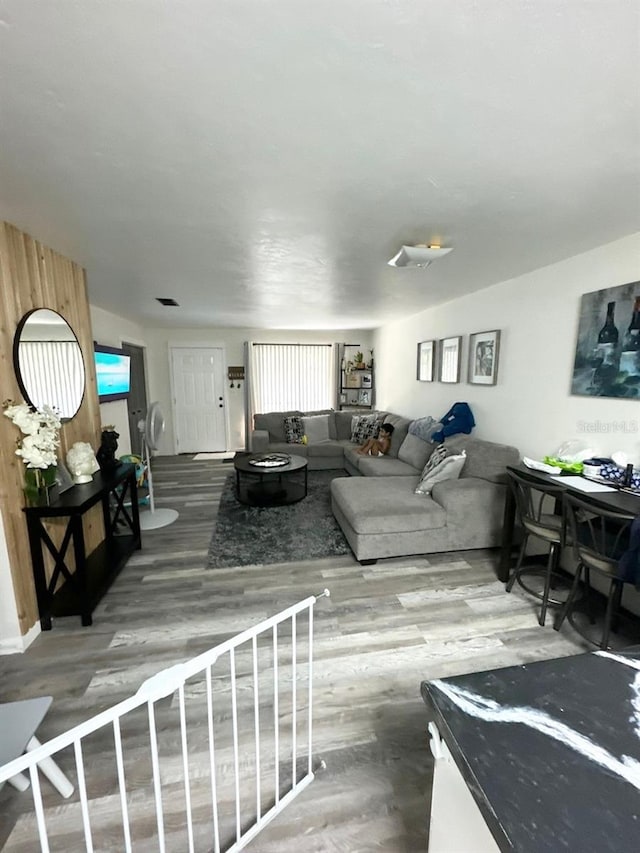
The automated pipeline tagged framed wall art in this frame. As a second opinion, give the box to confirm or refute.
[417,340,436,382]
[468,330,500,385]
[358,389,371,406]
[439,336,462,383]
[571,280,640,398]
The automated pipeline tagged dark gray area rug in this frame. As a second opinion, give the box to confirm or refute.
[207,470,352,568]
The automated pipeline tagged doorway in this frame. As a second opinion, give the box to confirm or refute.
[170,346,227,452]
[122,342,148,456]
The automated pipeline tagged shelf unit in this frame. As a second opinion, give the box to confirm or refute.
[338,343,375,410]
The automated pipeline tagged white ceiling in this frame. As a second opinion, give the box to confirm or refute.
[1,1,639,330]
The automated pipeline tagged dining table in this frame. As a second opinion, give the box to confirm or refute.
[498,463,640,583]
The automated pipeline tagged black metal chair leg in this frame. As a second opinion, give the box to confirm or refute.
[602,580,624,647]
[539,543,558,626]
[549,543,562,591]
[554,563,583,632]
[506,533,528,592]
[610,581,624,634]
[583,567,595,625]
[601,580,619,650]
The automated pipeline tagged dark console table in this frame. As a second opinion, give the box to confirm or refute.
[24,463,141,629]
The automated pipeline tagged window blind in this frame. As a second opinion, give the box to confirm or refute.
[250,344,335,413]
[18,341,85,418]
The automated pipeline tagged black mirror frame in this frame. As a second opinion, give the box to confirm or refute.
[13,308,86,422]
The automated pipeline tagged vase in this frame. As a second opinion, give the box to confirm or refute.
[24,466,58,507]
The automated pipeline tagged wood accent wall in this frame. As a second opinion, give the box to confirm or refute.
[0,221,102,634]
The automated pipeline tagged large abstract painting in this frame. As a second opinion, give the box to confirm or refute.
[571,280,640,398]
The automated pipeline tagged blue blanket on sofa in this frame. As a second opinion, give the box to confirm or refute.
[431,402,476,443]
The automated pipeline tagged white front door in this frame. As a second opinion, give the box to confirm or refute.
[170,347,227,452]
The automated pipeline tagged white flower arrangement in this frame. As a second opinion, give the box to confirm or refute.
[3,400,61,469]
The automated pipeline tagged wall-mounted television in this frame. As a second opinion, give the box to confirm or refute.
[94,343,131,403]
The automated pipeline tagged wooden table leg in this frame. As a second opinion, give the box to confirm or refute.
[26,515,52,630]
[71,516,92,626]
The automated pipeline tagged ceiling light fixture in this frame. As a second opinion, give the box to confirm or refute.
[387,243,453,268]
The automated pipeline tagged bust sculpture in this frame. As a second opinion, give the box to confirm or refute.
[66,441,99,484]
[97,427,120,472]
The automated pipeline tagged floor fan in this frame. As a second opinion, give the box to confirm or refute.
[138,402,179,530]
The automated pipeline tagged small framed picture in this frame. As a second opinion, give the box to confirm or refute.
[358,389,371,406]
[361,373,372,389]
[468,330,500,385]
[439,336,462,383]
[417,340,436,382]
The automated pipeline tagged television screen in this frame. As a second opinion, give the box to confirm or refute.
[94,344,131,403]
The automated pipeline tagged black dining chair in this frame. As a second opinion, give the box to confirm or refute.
[554,492,639,650]
[505,469,567,626]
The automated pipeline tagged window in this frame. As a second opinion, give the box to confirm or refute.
[250,344,336,412]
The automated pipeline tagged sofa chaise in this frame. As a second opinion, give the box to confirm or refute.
[331,434,520,563]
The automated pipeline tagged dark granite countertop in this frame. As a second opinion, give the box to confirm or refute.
[421,649,640,853]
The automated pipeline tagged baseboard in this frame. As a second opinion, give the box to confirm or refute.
[0,620,41,655]
[193,452,236,461]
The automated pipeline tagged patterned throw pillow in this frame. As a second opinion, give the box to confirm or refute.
[283,415,304,444]
[419,443,449,477]
[350,414,380,444]
[415,451,467,495]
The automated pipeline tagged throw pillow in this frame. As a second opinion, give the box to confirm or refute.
[283,415,304,444]
[419,443,450,478]
[301,414,330,443]
[415,451,467,495]
[350,414,380,444]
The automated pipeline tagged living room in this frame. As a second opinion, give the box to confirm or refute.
[1,1,640,850]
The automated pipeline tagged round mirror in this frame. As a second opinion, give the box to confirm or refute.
[13,308,86,420]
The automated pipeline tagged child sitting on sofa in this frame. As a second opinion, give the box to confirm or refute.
[357,423,395,456]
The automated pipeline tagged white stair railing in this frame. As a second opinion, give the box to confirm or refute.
[0,589,330,853]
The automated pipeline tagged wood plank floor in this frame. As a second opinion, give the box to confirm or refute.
[0,456,591,852]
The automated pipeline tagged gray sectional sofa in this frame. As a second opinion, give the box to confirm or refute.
[251,408,379,470]
[250,409,520,563]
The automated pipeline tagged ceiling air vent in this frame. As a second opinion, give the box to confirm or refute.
[156,298,180,306]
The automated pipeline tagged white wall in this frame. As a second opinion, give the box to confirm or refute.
[0,509,24,652]
[143,328,374,453]
[374,233,640,462]
[89,306,148,456]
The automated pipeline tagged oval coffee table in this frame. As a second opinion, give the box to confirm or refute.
[233,453,308,506]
